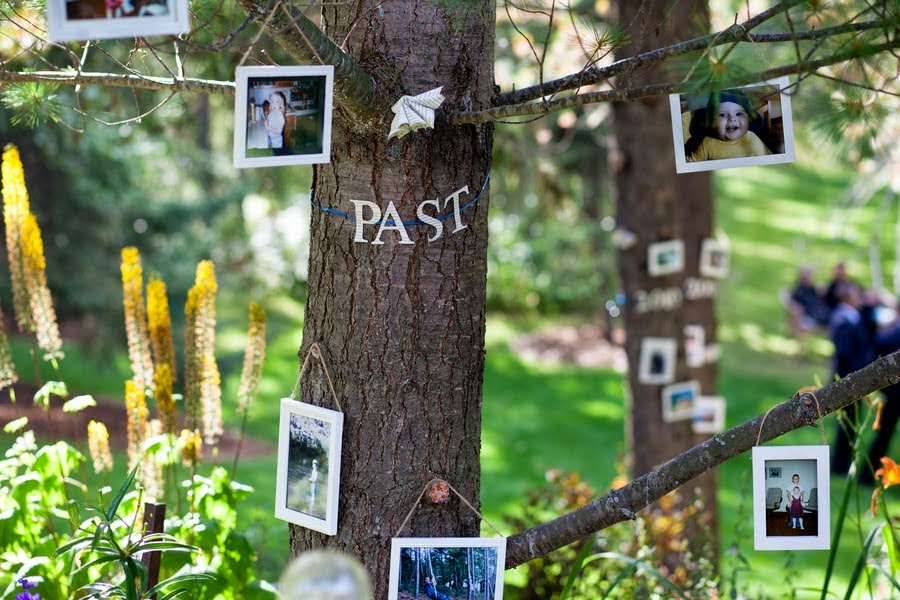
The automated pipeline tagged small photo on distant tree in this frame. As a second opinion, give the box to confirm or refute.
[275,398,343,535]
[388,538,506,600]
[669,75,796,173]
[46,0,189,42]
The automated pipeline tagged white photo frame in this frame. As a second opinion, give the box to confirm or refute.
[692,395,725,434]
[647,240,685,277]
[275,397,343,535]
[670,76,796,173]
[638,337,677,385]
[752,445,830,551]
[389,538,506,600]
[683,324,706,368]
[234,66,334,169]
[699,239,729,279]
[46,0,190,42]
[661,380,699,422]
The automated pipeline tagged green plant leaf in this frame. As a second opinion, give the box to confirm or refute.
[107,464,139,521]
[147,573,219,598]
[884,522,900,577]
[63,395,97,413]
[842,525,880,600]
[33,380,68,409]
[580,552,690,600]
[3,416,29,433]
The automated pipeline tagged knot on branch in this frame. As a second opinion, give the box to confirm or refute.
[729,23,751,41]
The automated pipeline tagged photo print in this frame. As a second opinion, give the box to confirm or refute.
[699,239,729,279]
[389,538,506,600]
[752,445,830,551]
[46,0,190,42]
[638,337,678,385]
[661,380,700,422]
[670,75,796,173]
[647,239,685,277]
[233,65,334,168]
[275,398,343,535]
[683,324,706,368]
[692,395,725,434]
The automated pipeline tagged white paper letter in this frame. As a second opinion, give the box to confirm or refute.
[443,186,470,234]
[351,200,381,244]
[373,201,414,245]
[417,199,443,242]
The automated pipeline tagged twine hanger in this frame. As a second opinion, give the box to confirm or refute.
[395,478,504,538]
[755,385,828,447]
[290,342,342,412]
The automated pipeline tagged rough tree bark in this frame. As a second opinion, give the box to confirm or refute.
[611,0,714,560]
[289,2,496,595]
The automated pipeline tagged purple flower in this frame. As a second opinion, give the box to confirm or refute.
[16,579,39,600]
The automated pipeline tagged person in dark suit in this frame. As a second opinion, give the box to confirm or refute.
[830,283,876,475]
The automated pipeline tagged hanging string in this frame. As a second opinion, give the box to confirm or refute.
[290,342,342,412]
[755,385,830,447]
[395,478,504,538]
[755,404,778,447]
[799,389,829,445]
[310,171,491,227]
[237,0,284,68]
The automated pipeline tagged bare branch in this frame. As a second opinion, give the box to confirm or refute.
[0,70,235,95]
[492,0,894,107]
[235,0,382,126]
[505,349,900,569]
[451,39,900,125]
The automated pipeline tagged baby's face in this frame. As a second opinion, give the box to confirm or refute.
[714,101,749,141]
[270,93,285,112]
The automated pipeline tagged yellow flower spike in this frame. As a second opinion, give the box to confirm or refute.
[124,379,148,471]
[120,248,154,391]
[236,302,266,419]
[1,146,63,360]
[184,260,220,444]
[179,428,203,467]
[147,274,176,382]
[0,305,17,391]
[87,420,114,474]
[154,362,177,435]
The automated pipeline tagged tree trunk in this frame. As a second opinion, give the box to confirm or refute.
[611,0,714,560]
[289,2,496,595]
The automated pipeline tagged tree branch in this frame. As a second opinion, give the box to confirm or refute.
[234,0,383,127]
[505,349,900,569]
[492,0,811,107]
[0,70,234,95]
[450,39,900,125]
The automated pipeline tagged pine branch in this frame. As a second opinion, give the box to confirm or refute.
[505,349,900,569]
[450,38,900,125]
[493,0,809,107]
[0,70,234,95]
[235,0,382,127]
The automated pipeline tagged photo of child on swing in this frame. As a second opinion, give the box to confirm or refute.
[275,398,343,535]
[389,538,506,600]
[752,446,831,551]
[669,76,796,174]
[46,0,189,42]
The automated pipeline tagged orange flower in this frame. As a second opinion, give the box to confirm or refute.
[875,457,900,489]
